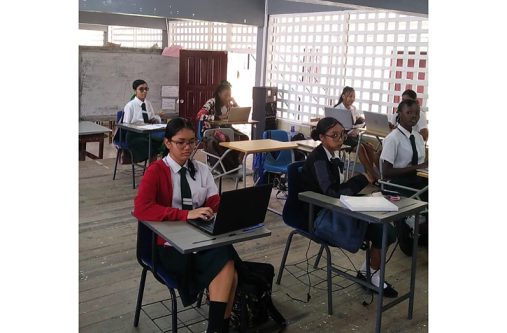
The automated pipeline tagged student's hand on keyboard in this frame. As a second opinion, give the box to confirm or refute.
[187,207,214,221]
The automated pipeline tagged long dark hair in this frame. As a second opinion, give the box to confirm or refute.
[334,86,355,107]
[213,80,232,116]
[311,117,343,141]
[164,117,197,179]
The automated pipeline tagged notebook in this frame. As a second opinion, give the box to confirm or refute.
[339,195,399,212]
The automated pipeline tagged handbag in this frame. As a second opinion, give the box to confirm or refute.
[313,208,368,253]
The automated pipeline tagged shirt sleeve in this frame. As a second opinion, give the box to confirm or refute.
[417,111,428,130]
[123,101,133,124]
[199,162,220,212]
[312,159,368,197]
[380,134,397,165]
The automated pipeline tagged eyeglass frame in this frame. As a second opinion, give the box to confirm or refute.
[170,139,197,149]
[323,131,348,141]
[137,87,149,92]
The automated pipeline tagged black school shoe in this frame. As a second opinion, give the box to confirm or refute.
[356,272,399,298]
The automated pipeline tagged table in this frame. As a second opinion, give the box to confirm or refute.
[219,139,298,188]
[298,192,427,333]
[141,221,271,254]
[210,119,259,139]
[79,121,112,161]
[116,123,167,164]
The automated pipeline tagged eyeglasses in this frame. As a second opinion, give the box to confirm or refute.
[138,87,149,92]
[324,131,347,141]
[170,139,196,149]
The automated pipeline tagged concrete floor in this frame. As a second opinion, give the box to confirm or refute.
[79,140,428,333]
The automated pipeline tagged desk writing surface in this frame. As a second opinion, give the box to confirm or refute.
[220,139,298,154]
[211,120,259,126]
[79,121,112,135]
[116,123,167,134]
[298,191,427,224]
[142,221,271,254]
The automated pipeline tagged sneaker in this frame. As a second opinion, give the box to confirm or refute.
[356,271,399,298]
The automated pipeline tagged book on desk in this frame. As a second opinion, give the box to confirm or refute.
[339,195,399,212]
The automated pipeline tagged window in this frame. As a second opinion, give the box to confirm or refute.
[79,29,104,47]
[108,26,163,48]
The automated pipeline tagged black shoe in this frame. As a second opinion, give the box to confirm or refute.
[356,272,399,298]
[395,219,413,257]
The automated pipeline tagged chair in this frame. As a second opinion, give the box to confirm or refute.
[200,127,252,193]
[378,158,428,202]
[262,130,294,192]
[112,111,147,189]
[276,161,372,315]
[133,222,179,331]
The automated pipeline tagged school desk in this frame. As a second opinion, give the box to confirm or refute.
[210,119,259,139]
[115,123,167,164]
[141,220,271,254]
[296,192,427,333]
[79,121,112,161]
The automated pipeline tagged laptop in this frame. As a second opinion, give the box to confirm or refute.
[324,107,353,130]
[187,184,272,235]
[226,107,251,122]
[363,111,390,137]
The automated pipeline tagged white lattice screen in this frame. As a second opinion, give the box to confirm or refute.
[266,10,428,123]
[168,20,256,54]
[108,26,163,48]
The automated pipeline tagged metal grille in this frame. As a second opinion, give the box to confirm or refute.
[168,20,256,54]
[266,10,429,123]
[108,26,163,48]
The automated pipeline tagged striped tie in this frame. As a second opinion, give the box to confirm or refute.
[179,167,193,210]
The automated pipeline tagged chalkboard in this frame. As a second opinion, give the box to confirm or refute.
[79,47,179,118]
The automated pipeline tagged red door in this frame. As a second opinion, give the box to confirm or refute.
[179,50,228,124]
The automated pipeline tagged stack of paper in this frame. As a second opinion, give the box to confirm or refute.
[138,124,167,130]
[339,195,399,212]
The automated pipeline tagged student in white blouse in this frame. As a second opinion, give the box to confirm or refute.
[388,89,428,142]
[333,86,380,183]
[122,79,163,162]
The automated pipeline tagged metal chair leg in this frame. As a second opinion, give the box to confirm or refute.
[113,149,121,180]
[133,268,148,327]
[169,287,178,332]
[143,159,147,175]
[276,230,298,285]
[314,244,325,269]
[130,151,136,189]
[324,244,333,315]
[196,290,204,308]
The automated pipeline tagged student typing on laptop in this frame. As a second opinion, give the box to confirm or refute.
[133,117,238,333]
[333,86,381,183]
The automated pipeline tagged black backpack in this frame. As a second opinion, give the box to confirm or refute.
[231,261,287,332]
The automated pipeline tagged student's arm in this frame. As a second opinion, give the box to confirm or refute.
[417,111,428,141]
[202,164,221,212]
[312,160,368,197]
[382,160,427,179]
[230,97,239,107]
[196,98,214,120]
[123,102,133,124]
[133,165,189,222]
[419,128,428,142]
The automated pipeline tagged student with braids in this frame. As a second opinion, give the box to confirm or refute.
[388,89,429,142]
[302,117,398,297]
[133,118,239,333]
[196,80,239,134]
[333,86,381,182]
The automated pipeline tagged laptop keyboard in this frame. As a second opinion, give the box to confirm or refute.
[189,216,216,233]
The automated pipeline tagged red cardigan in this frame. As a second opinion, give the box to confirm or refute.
[133,160,220,246]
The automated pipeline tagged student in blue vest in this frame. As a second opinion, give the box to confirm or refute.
[302,117,398,298]
[122,79,164,162]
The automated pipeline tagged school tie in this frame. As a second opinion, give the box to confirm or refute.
[409,135,418,166]
[179,167,193,210]
[330,155,344,173]
[141,102,149,123]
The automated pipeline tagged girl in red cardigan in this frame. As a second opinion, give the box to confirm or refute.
[133,117,238,333]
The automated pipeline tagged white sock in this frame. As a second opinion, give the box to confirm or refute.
[360,264,388,289]
[359,261,368,275]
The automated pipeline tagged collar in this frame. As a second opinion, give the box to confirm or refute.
[163,154,188,173]
[322,145,336,162]
[397,125,413,138]
[133,96,146,106]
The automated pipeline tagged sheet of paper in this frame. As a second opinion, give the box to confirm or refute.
[162,98,176,110]
[339,195,399,212]
[161,86,179,97]
[138,124,167,130]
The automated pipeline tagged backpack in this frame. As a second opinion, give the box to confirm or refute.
[290,132,307,161]
[231,261,287,332]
